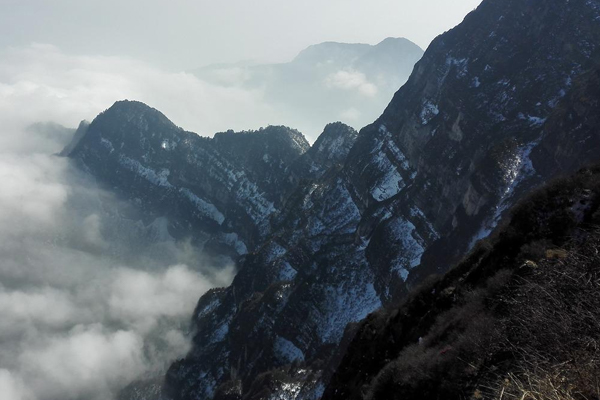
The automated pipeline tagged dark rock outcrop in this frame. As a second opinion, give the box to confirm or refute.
[324,164,600,400]
[65,100,310,257]
[68,1,600,398]
[165,0,600,398]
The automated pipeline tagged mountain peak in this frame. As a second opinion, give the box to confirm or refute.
[213,125,310,159]
[100,100,179,131]
[375,37,423,51]
[292,38,423,67]
[310,122,358,162]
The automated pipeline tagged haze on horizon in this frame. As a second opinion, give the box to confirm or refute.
[0,0,482,141]
[2,0,481,70]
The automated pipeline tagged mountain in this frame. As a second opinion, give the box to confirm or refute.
[192,38,424,139]
[161,0,600,398]
[62,0,600,399]
[324,163,600,399]
[65,100,314,261]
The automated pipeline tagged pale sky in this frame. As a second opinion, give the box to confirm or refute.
[1,0,482,70]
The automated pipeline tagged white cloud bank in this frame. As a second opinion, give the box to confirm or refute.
[0,44,237,400]
[0,42,404,398]
[325,70,378,98]
[0,43,398,145]
[0,150,235,400]
[0,43,279,141]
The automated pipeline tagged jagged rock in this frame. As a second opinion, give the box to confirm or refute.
[323,164,600,400]
[69,1,600,398]
[164,0,600,398]
[65,100,310,256]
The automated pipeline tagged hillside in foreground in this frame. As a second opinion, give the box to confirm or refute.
[324,164,600,400]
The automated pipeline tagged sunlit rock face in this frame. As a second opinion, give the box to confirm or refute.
[70,1,600,398]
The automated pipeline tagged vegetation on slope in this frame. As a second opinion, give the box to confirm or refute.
[324,165,600,400]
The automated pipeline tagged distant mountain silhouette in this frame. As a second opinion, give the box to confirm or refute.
[191,38,424,139]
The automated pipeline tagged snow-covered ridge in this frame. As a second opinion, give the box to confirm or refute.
[369,125,412,202]
[68,100,312,261]
[179,188,225,225]
[118,155,173,188]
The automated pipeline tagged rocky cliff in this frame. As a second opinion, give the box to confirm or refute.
[324,163,600,400]
[65,0,600,398]
[66,101,312,259]
[162,0,600,398]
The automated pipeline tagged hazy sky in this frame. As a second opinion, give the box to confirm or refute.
[1,0,482,69]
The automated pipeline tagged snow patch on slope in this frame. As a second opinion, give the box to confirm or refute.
[118,155,173,188]
[180,188,226,225]
[235,179,276,231]
[388,216,425,280]
[420,101,439,125]
[100,137,115,153]
[318,263,382,344]
[269,382,303,400]
[306,180,361,245]
[370,125,412,201]
[278,262,298,281]
[219,232,248,255]
[371,167,404,201]
[274,337,305,363]
[470,138,541,247]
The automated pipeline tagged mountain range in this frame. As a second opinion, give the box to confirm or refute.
[191,38,424,139]
[60,0,600,399]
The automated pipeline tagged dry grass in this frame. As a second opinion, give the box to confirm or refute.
[488,367,600,400]
[479,233,600,400]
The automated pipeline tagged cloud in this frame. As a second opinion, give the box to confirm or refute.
[0,154,69,230]
[18,326,145,400]
[204,66,254,86]
[0,151,235,400]
[0,369,34,400]
[0,43,279,142]
[108,265,218,333]
[325,70,378,97]
[0,286,78,332]
[0,55,237,398]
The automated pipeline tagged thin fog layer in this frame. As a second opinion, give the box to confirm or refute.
[0,66,234,400]
[0,44,280,141]
[0,0,482,69]
[0,43,416,142]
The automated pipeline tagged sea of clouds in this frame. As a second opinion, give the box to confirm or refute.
[0,42,393,399]
[0,43,245,400]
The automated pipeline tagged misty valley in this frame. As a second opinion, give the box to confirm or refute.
[2,0,600,400]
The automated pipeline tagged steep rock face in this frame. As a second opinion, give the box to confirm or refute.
[66,100,310,256]
[164,0,600,399]
[290,122,359,180]
[531,65,600,176]
[347,0,600,285]
[165,142,372,400]
[324,164,600,400]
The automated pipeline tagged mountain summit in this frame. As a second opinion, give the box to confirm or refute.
[192,38,424,139]
[64,0,600,399]
[162,0,600,398]
[65,100,312,257]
